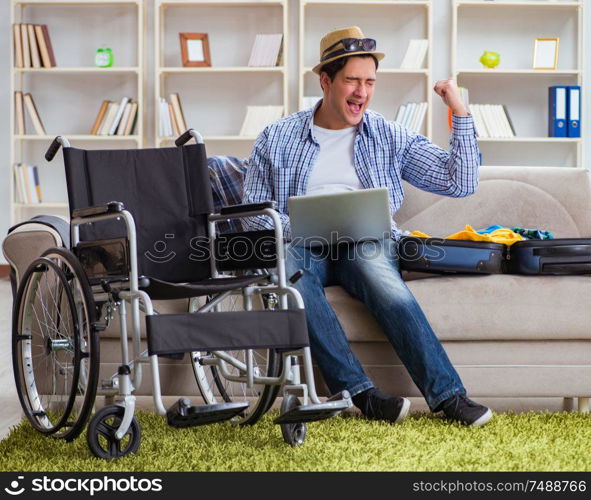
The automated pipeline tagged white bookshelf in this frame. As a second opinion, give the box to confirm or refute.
[299,0,433,138]
[452,0,584,167]
[155,0,289,158]
[9,0,146,225]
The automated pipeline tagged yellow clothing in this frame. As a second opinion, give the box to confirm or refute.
[410,225,524,246]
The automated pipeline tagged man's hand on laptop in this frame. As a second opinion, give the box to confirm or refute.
[433,78,468,117]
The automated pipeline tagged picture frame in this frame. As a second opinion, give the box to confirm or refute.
[532,37,559,70]
[180,33,211,67]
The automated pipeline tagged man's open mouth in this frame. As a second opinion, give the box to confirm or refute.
[347,101,363,114]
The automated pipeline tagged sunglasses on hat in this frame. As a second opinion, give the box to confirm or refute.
[321,38,377,62]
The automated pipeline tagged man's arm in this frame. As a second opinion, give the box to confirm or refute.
[242,129,292,239]
[400,78,479,198]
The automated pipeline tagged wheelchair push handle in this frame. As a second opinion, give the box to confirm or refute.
[45,136,71,162]
[175,129,204,147]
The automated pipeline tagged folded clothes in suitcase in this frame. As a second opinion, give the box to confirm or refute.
[506,238,591,275]
[397,236,506,274]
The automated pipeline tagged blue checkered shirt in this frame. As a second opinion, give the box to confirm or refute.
[242,106,480,240]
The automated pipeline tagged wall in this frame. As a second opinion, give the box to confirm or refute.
[0,0,589,263]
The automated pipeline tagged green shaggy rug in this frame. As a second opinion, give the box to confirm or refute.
[1,411,590,472]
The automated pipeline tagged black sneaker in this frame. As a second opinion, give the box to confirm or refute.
[440,394,493,427]
[353,388,410,424]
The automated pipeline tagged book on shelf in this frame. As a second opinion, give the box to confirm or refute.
[14,164,41,204]
[27,24,42,69]
[394,101,427,133]
[23,93,46,135]
[159,98,172,138]
[400,39,428,69]
[21,24,31,69]
[108,97,130,135]
[239,105,284,137]
[13,23,56,69]
[14,91,26,135]
[168,102,180,137]
[91,100,110,135]
[13,24,23,68]
[35,25,56,68]
[471,104,515,138]
[123,101,138,136]
[247,34,283,67]
[92,98,137,136]
[169,93,187,133]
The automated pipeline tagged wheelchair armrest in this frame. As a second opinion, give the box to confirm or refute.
[72,201,125,219]
[220,201,277,216]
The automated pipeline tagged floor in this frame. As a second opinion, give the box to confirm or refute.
[0,276,575,441]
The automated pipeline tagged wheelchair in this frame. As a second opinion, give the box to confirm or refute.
[7,130,351,459]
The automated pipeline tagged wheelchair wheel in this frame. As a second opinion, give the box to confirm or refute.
[191,293,282,425]
[87,405,141,459]
[12,247,99,442]
[280,394,306,447]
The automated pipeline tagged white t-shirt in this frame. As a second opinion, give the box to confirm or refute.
[306,124,363,195]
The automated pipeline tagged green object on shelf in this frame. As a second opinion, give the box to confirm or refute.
[94,47,113,68]
[479,50,500,69]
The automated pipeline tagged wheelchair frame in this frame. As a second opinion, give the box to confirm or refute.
[11,132,350,458]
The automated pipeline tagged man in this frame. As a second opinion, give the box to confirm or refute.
[242,26,493,427]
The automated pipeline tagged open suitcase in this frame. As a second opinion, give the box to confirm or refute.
[397,236,506,274]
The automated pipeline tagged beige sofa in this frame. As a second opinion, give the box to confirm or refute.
[5,166,591,412]
[325,166,591,411]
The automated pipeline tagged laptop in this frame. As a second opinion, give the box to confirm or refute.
[288,188,392,247]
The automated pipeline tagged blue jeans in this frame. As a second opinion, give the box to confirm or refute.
[285,238,465,411]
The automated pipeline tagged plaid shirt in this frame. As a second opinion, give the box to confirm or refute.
[240,105,480,240]
[208,155,246,233]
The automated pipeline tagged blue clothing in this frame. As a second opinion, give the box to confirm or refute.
[284,239,466,410]
[243,103,480,240]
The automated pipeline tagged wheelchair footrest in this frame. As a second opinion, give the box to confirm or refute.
[166,398,249,428]
[273,391,352,425]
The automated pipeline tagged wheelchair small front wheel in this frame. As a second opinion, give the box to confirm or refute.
[280,394,306,447]
[86,405,141,459]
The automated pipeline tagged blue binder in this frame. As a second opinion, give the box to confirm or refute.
[567,85,581,138]
[548,86,567,137]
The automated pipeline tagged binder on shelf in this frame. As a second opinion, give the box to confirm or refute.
[548,86,567,138]
[400,39,428,69]
[248,34,283,67]
[567,85,581,138]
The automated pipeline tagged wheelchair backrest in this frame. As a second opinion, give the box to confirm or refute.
[63,144,214,283]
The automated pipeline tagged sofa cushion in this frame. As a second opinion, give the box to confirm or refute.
[326,273,591,341]
[395,166,591,239]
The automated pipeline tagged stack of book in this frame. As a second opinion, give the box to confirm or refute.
[158,93,187,138]
[14,163,42,204]
[239,105,284,136]
[14,91,46,135]
[247,34,283,67]
[470,104,515,138]
[13,23,56,69]
[400,39,428,69]
[91,97,139,136]
[394,102,428,133]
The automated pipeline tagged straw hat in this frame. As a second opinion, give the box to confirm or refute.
[312,26,385,75]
